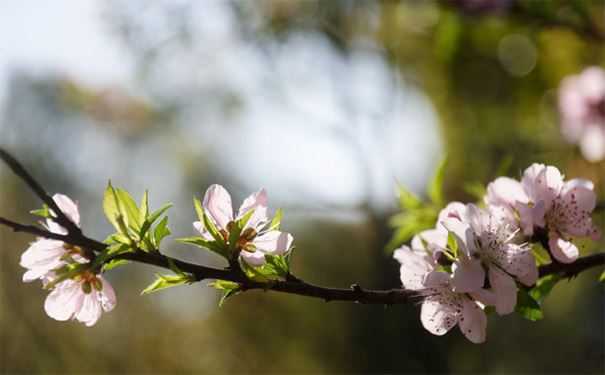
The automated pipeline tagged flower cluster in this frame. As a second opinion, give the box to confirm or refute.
[194,184,294,267]
[20,194,116,326]
[559,66,605,162]
[394,163,600,343]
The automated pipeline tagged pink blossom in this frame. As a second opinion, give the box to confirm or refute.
[486,164,600,263]
[559,66,605,162]
[394,245,487,343]
[20,194,86,283]
[443,204,537,315]
[194,184,293,266]
[44,273,116,327]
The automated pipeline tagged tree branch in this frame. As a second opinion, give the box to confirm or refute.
[0,148,603,307]
[0,149,82,236]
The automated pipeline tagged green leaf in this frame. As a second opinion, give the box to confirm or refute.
[193,197,204,222]
[210,280,241,307]
[139,190,149,225]
[30,204,51,218]
[268,208,283,231]
[599,271,605,283]
[264,254,289,277]
[529,274,561,303]
[140,203,172,239]
[201,208,225,246]
[531,243,551,266]
[447,230,459,258]
[141,273,194,295]
[515,288,543,321]
[153,217,171,247]
[103,181,121,232]
[102,259,129,272]
[427,157,447,205]
[115,188,141,230]
[177,236,229,258]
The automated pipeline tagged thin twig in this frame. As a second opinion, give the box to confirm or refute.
[0,149,81,236]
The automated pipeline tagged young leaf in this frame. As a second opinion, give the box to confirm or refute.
[103,181,121,231]
[153,217,171,247]
[529,275,561,303]
[600,271,605,283]
[210,280,241,307]
[178,237,231,259]
[140,203,172,239]
[515,288,543,321]
[102,259,130,272]
[447,230,459,258]
[141,273,194,295]
[139,190,149,225]
[268,208,283,231]
[193,197,204,222]
[265,254,289,277]
[427,157,447,205]
[115,188,141,230]
[30,204,51,218]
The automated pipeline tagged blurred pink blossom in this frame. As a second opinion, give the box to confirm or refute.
[559,66,605,162]
[194,184,293,266]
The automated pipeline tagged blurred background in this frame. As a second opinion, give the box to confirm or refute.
[0,0,604,373]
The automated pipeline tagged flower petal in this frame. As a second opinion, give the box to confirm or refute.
[193,221,214,241]
[488,267,517,315]
[420,294,460,336]
[459,298,487,344]
[237,188,268,229]
[393,246,434,290]
[521,163,563,210]
[451,258,485,293]
[579,124,605,162]
[240,250,266,267]
[52,194,81,226]
[497,244,538,287]
[99,276,117,312]
[202,184,233,230]
[485,177,528,207]
[76,293,103,327]
[252,231,293,255]
[548,233,579,264]
[44,280,84,321]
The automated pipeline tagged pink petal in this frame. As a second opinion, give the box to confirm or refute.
[252,231,293,255]
[521,164,563,210]
[485,177,528,207]
[548,233,579,264]
[393,246,434,291]
[20,239,65,268]
[237,189,269,229]
[193,221,214,241]
[470,288,497,307]
[459,298,487,344]
[498,244,538,286]
[488,267,517,315]
[451,258,485,293]
[202,184,233,230]
[99,276,117,312]
[76,293,103,327]
[44,280,84,321]
[441,217,476,256]
[52,194,80,227]
[240,250,266,267]
[516,201,546,236]
[420,294,460,336]
[423,271,451,289]
[437,202,467,231]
